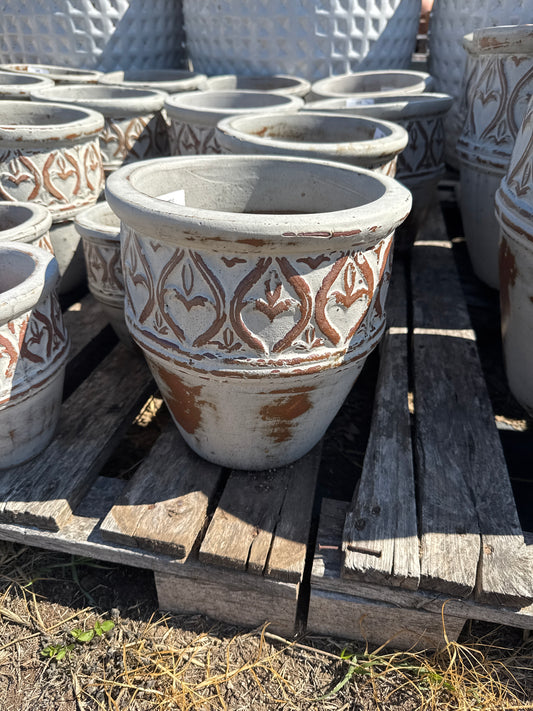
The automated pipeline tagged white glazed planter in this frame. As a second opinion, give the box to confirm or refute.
[0,202,53,253]
[164,91,304,155]
[30,84,169,173]
[0,242,69,468]
[1,63,102,84]
[304,93,453,248]
[495,96,533,415]
[457,25,533,290]
[0,1,186,72]
[216,111,408,176]
[309,70,433,101]
[106,154,412,470]
[74,201,132,347]
[428,0,532,167]
[183,0,421,81]
[205,74,311,97]
[0,70,54,99]
[99,69,208,94]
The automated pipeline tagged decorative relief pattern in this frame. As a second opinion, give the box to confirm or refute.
[396,117,445,178]
[82,237,124,304]
[100,112,169,169]
[0,290,69,405]
[504,99,533,202]
[122,227,393,367]
[0,140,104,218]
[168,120,222,156]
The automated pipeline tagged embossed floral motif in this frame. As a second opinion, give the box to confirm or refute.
[505,102,533,200]
[397,117,445,177]
[83,241,124,299]
[168,120,223,155]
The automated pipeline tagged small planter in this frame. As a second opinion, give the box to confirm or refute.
[106,154,412,470]
[30,84,170,173]
[0,202,53,253]
[0,70,54,99]
[1,63,102,84]
[495,95,533,415]
[216,111,408,176]
[304,93,453,249]
[74,201,133,348]
[99,69,207,94]
[165,90,304,155]
[205,74,310,97]
[0,241,69,467]
[309,70,433,101]
[457,25,533,289]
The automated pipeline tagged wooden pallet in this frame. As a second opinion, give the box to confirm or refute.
[0,193,531,649]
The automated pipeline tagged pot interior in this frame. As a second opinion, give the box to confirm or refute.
[0,205,35,233]
[176,91,292,110]
[321,72,420,93]
[35,85,158,101]
[0,250,35,294]
[0,72,43,86]
[0,102,88,125]
[209,76,298,91]
[115,69,198,82]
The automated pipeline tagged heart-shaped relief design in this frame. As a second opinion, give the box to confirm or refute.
[125,115,154,160]
[0,154,41,202]
[42,150,81,205]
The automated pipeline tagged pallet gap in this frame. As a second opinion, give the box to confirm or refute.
[63,324,118,400]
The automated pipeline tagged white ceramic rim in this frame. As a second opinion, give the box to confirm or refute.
[205,74,311,96]
[463,24,533,55]
[99,69,207,93]
[310,70,433,99]
[0,202,52,244]
[303,93,454,120]
[0,71,55,97]
[30,84,168,114]
[74,201,121,242]
[0,63,103,82]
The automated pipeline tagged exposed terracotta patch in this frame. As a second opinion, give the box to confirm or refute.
[155,365,203,435]
[260,392,312,443]
[499,235,517,331]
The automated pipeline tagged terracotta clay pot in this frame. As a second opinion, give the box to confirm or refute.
[0,63,102,84]
[106,154,412,470]
[0,202,53,252]
[74,201,133,347]
[457,25,533,289]
[309,70,433,101]
[205,74,311,97]
[215,111,408,176]
[495,95,533,415]
[0,241,69,468]
[99,69,208,94]
[0,69,54,99]
[164,90,304,155]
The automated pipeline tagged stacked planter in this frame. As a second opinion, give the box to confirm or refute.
[0,69,54,99]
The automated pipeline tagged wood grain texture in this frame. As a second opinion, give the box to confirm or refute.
[342,262,420,590]
[0,345,154,531]
[100,427,223,559]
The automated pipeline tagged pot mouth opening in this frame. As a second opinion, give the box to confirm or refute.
[0,71,47,86]
[208,75,303,91]
[2,63,101,78]
[314,71,428,95]
[77,202,121,230]
[104,69,203,82]
[0,249,36,295]
[167,90,296,111]
[0,204,42,232]
[32,85,164,102]
[0,100,96,127]
[305,92,453,117]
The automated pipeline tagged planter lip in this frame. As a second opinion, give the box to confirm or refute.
[0,241,59,325]
[0,70,55,97]
[463,24,533,55]
[205,73,311,96]
[0,201,52,243]
[0,62,103,83]
[164,90,304,125]
[216,110,408,163]
[105,154,412,249]
[0,99,105,144]
[495,184,533,240]
[303,92,453,120]
[74,201,121,242]
[310,70,433,100]
[29,84,168,115]
[99,69,208,93]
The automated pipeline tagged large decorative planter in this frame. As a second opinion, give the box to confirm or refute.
[0,1,186,72]
[99,69,207,94]
[457,25,533,289]
[0,202,53,253]
[74,201,132,347]
[216,111,408,176]
[0,100,105,292]
[304,92,453,248]
[205,74,311,97]
[1,63,102,84]
[164,91,304,155]
[310,69,433,101]
[0,242,69,468]
[0,70,54,99]
[106,154,412,470]
[428,0,531,167]
[30,84,170,174]
[495,96,533,415]
[183,0,422,81]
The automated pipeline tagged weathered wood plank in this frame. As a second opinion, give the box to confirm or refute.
[100,427,223,559]
[62,293,111,362]
[342,262,420,589]
[0,345,154,531]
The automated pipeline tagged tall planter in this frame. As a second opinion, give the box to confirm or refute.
[495,95,533,415]
[106,154,412,470]
[183,0,421,81]
[0,242,69,467]
[457,25,533,289]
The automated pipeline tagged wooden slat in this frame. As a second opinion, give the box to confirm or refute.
[342,262,420,589]
[0,345,154,531]
[199,444,321,583]
[100,427,223,559]
[62,293,111,362]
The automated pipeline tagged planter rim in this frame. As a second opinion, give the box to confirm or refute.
[30,84,168,114]
[74,201,121,242]
[216,110,408,162]
[495,184,533,241]
[105,154,412,249]
[0,99,105,144]
[0,70,55,96]
[463,24,533,55]
[205,73,311,96]
[0,202,52,243]
[164,90,304,124]
[0,241,59,324]
[0,63,102,83]
[303,92,453,120]
[99,69,207,93]
[310,70,433,99]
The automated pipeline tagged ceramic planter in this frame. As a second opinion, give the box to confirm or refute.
[74,201,132,347]
[0,0,186,72]
[0,242,69,468]
[106,154,412,470]
[309,70,433,101]
[1,63,102,84]
[183,0,421,81]
[428,0,531,167]
[216,111,408,176]
[304,93,453,249]
[0,70,54,99]
[0,202,53,253]
[205,74,311,97]
[457,25,533,289]
[164,91,304,155]
[495,96,533,415]
[99,69,207,94]
[30,84,170,173]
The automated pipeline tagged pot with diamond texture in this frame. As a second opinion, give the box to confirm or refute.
[106,154,412,470]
